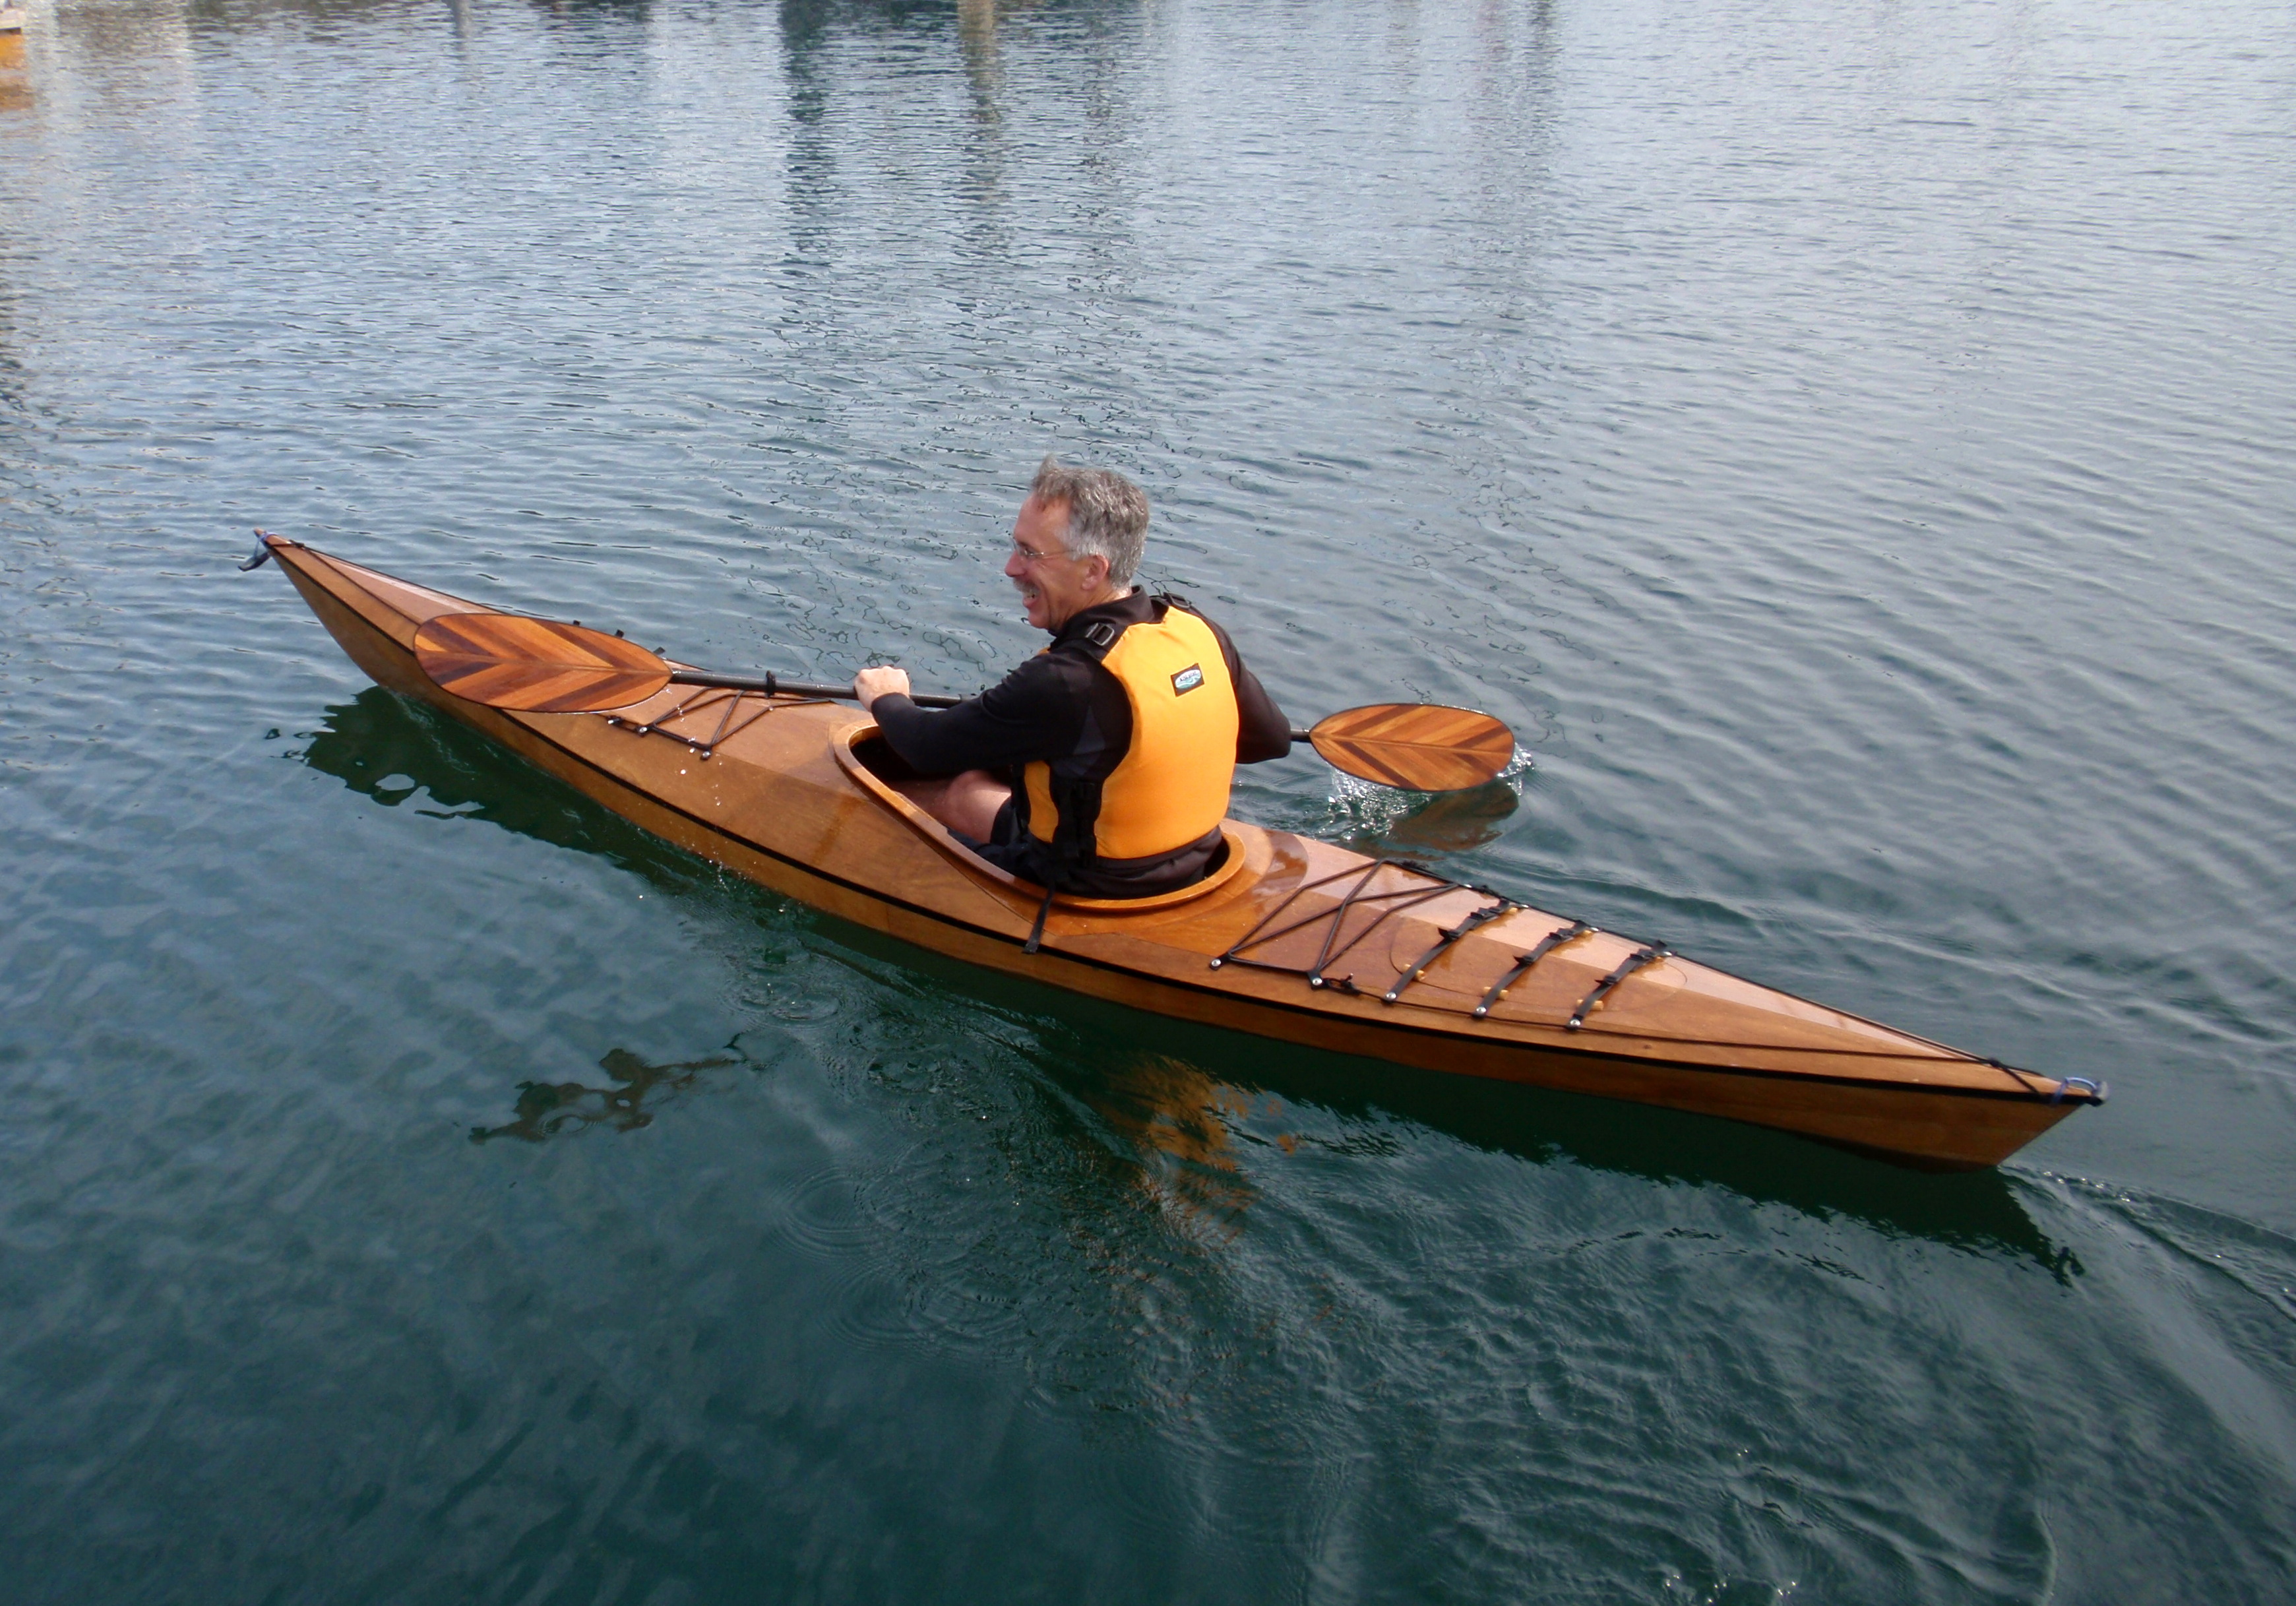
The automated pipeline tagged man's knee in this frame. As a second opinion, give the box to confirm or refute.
[943,770,1011,843]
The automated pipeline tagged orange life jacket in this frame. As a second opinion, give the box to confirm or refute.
[1022,602,1238,863]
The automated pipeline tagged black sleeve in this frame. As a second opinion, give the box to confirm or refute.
[870,652,1092,777]
[1201,615,1293,764]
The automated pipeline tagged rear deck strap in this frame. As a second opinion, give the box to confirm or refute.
[1214,859,1437,968]
[1305,864,1458,990]
[1383,899,1522,1004]
[605,691,830,757]
[1472,920,1595,1019]
[608,681,716,737]
[1565,943,1672,1031]
[1301,861,1394,984]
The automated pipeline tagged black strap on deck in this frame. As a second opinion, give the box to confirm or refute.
[1566,943,1672,1030]
[1383,900,1522,1004]
[1305,865,1457,993]
[606,687,830,758]
[1472,920,1595,1019]
[1210,859,1462,996]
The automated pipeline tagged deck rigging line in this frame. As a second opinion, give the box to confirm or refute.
[1210,858,1487,996]
[1199,861,2057,1092]
[604,688,832,759]
[1212,859,1640,1028]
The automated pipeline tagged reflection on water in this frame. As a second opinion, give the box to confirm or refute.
[294,687,725,890]
[1323,774,1523,857]
[1047,996,2079,1277]
[1081,1054,1266,1245]
[472,1046,736,1143]
[955,0,1042,116]
[51,0,193,77]
[527,0,652,20]
[1289,1045,2083,1278]
[0,34,29,115]
[0,191,20,427]
[956,0,999,110]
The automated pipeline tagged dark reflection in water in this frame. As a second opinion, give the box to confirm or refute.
[297,685,2068,1274]
[295,687,724,890]
[472,1046,738,1144]
[972,958,2080,1278]
[779,0,955,59]
[1328,775,1523,857]
[1311,1043,2079,1276]
[527,0,653,20]
[0,281,22,429]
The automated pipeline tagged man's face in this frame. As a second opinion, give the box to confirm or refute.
[1004,495,1111,633]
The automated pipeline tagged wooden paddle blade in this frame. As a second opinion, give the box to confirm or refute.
[1309,703,1516,791]
[414,613,671,712]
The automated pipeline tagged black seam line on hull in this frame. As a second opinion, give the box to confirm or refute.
[481,713,2090,1109]
[1551,1027,1971,1061]
[291,556,2089,1112]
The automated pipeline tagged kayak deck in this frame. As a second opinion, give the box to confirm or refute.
[259,535,2105,1169]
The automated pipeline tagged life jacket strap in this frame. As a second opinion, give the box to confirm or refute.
[1022,878,1058,954]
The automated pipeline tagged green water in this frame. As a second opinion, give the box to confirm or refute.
[3,0,2292,1599]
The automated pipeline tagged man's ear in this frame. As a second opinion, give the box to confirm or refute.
[1080,553,1111,591]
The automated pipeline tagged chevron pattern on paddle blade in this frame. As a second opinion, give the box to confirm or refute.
[414,613,671,712]
[1308,703,1514,791]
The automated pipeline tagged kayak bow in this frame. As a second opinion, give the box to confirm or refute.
[251,534,2104,1169]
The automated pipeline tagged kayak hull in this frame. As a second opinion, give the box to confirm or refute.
[263,537,2101,1169]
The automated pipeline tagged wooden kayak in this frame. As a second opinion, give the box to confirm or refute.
[253,535,2105,1169]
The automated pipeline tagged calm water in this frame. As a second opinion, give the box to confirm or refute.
[4,0,2293,1598]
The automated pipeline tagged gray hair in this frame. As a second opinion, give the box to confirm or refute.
[1030,455,1150,587]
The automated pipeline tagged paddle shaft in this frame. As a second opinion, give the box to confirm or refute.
[670,668,1317,741]
[667,668,962,709]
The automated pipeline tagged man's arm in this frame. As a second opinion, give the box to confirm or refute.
[867,653,1090,776]
[1202,617,1292,763]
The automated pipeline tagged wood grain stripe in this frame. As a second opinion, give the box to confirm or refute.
[1309,703,1514,791]
[414,613,671,712]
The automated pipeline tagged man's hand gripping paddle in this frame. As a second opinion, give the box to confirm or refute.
[412,611,1516,793]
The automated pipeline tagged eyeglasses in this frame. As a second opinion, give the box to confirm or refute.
[1009,538,1074,565]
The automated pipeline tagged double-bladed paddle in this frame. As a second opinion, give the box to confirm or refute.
[413,611,1516,792]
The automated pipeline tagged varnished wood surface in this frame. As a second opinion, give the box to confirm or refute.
[261,536,2099,1169]
[1308,702,1515,791]
[414,612,670,712]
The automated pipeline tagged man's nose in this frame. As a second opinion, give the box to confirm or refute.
[1004,549,1026,579]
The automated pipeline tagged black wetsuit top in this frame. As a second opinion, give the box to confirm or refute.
[871,591,1291,897]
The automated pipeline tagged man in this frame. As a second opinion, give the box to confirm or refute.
[853,457,1291,900]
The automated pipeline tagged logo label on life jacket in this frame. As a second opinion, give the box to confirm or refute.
[1170,664,1204,696]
